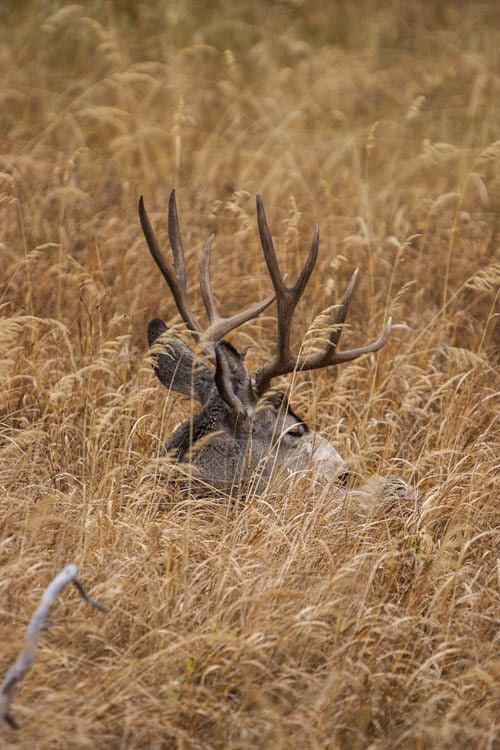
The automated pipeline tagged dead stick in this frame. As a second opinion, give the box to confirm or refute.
[0,564,107,729]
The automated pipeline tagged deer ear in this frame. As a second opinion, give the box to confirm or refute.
[214,341,256,418]
[147,318,214,405]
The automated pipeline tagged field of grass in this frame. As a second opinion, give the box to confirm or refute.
[0,1,498,747]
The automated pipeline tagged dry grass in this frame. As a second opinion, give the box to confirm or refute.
[0,1,499,748]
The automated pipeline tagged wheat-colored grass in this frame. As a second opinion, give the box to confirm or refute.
[0,2,498,748]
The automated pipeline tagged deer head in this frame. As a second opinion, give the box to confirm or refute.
[140,191,392,493]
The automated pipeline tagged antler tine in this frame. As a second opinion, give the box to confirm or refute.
[256,194,319,353]
[199,234,218,322]
[294,266,392,370]
[139,194,203,341]
[255,194,319,392]
[294,315,392,372]
[328,267,359,349]
[167,189,187,286]
[199,229,276,348]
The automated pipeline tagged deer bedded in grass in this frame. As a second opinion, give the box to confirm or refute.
[141,189,400,496]
[0,2,498,749]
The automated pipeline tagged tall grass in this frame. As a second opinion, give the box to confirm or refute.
[0,2,498,747]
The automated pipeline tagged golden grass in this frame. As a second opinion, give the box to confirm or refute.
[1,1,498,747]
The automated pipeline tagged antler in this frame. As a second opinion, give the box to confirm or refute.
[254,194,392,394]
[139,190,275,359]
[140,190,391,382]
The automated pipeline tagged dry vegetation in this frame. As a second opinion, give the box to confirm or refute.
[1,1,499,747]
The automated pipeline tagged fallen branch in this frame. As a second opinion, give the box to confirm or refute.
[0,564,107,730]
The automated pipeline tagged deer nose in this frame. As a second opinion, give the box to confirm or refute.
[310,436,345,475]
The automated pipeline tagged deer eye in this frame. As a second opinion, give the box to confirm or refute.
[287,425,305,439]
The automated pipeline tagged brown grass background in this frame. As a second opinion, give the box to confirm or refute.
[0,1,499,748]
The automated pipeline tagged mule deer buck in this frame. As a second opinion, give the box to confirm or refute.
[140,191,394,495]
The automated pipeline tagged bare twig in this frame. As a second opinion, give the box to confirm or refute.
[0,564,107,730]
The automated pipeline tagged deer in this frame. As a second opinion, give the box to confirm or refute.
[139,190,396,496]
